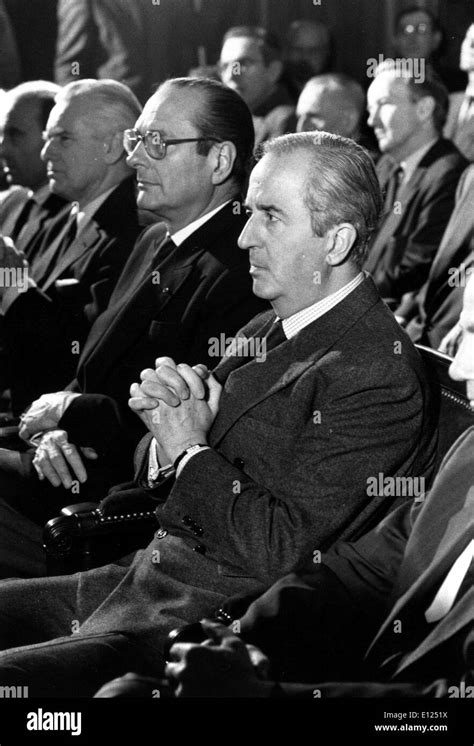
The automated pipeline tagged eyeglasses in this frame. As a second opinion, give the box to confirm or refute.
[399,22,432,36]
[123,129,221,160]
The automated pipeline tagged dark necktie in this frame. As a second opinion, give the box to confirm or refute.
[383,165,404,217]
[153,234,177,264]
[10,195,36,242]
[264,318,286,351]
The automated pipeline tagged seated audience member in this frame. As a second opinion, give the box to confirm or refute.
[364,62,467,307]
[392,6,466,93]
[218,26,295,148]
[0,77,265,578]
[0,81,67,249]
[283,19,333,100]
[296,73,364,140]
[109,275,474,699]
[396,164,474,348]
[444,24,474,163]
[0,132,438,695]
[0,79,142,412]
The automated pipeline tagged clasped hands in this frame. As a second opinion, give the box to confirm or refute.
[128,356,222,466]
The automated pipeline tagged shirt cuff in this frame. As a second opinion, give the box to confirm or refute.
[147,438,174,487]
[176,445,210,478]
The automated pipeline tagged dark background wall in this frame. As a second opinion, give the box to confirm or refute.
[3,0,472,88]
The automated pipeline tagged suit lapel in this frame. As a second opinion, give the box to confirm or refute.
[78,199,244,372]
[78,237,200,377]
[210,276,381,445]
[40,219,103,291]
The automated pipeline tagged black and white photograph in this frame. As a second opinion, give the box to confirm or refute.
[0,0,472,741]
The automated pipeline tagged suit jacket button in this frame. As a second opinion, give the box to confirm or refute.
[233,457,245,469]
[155,528,168,539]
[182,516,192,526]
[192,526,203,537]
[192,544,206,554]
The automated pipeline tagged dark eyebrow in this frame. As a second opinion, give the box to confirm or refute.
[243,201,286,216]
[256,202,286,215]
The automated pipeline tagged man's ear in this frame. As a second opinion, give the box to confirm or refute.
[266,59,283,86]
[325,223,358,266]
[416,95,436,124]
[210,141,237,185]
[103,131,127,164]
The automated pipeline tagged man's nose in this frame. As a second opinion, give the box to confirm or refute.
[126,140,147,169]
[367,108,378,128]
[40,138,55,162]
[237,218,255,250]
[296,115,307,133]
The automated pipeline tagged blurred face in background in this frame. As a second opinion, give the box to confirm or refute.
[296,82,358,138]
[286,23,331,87]
[219,36,281,111]
[0,97,47,190]
[394,10,441,60]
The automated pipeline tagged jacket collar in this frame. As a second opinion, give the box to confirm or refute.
[210,275,381,445]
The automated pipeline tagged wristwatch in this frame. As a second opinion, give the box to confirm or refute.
[173,443,208,471]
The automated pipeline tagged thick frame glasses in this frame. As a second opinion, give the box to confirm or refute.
[123,129,220,160]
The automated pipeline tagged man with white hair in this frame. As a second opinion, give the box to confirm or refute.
[0,132,436,695]
[0,79,142,411]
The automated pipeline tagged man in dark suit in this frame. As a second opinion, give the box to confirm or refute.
[395,164,474,349]
[364,62,467,308]
[145,275,474,699]
[0,132,437,695]
[0,81,67,250]
[0,77,265,577]
[0,79,143,412]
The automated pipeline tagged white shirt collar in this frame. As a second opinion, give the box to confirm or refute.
[279,272,365,339]
[171,200,231,246]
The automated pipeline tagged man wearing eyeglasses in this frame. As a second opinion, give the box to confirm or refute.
[0,132,438,695]
[0,77,265,579]
[392,7,465,93]
[218,26,295,148]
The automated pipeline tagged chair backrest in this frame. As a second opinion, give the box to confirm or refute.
[416,344,474,473]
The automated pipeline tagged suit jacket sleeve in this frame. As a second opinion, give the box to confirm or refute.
[154,348,430,586]
[233,499,414,682]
